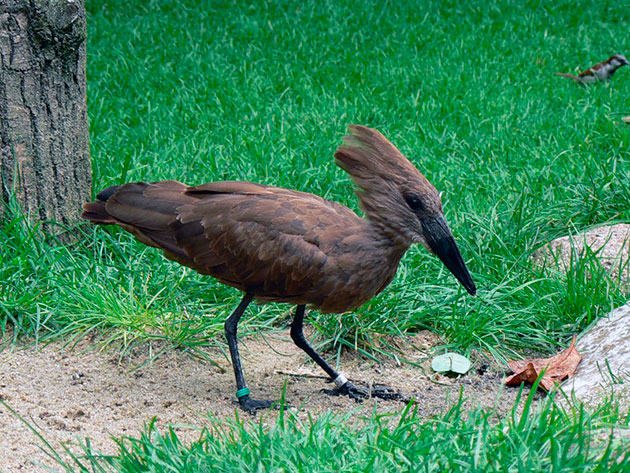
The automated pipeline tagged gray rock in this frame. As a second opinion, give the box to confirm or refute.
[534,223,630,288]
[561,303,630,407]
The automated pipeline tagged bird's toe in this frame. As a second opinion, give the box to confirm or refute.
[238,396,276,414]
[370,384,408,401]
[321,381,368,402]
[322,382,407,403]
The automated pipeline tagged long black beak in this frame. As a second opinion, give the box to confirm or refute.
[422,215,476,296]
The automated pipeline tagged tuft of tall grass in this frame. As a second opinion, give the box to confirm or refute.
[0,199,284,361]
[26,389,630,472]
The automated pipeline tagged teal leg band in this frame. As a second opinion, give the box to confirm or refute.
[236,387,250,399]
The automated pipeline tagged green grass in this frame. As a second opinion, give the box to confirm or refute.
[21,390,630,472]
[0,199,280,359]
[2,0,630,469]
[3,0,629,355]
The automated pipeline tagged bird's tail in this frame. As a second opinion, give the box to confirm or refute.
[81,185,121,224]
[80,180,196,255]
[554,72,580,81]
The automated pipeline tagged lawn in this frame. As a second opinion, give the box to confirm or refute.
[2,0,630,470]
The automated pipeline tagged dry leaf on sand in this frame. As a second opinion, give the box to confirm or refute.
[505,336,582,392]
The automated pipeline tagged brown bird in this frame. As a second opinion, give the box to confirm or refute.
[554,54,629,83]
[82,125,476,412]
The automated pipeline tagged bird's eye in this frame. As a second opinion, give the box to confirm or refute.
[405,196,423,211]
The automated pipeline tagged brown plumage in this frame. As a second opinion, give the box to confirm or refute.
[82,125,476,412]
[554,54,629,83]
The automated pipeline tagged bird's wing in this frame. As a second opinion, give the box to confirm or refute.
[186,181,275,195]
[578,68,596,78]
[186,180,354,215]
[172,189,361,299]
[102,180,191,255]
[91,179,364,302]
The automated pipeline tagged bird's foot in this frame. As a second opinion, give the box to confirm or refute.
[369,384,408,401]
[322,381,368,402]
[322,382,407,403]
[238,395,275,414]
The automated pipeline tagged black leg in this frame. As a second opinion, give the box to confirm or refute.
[225,293,274,413]
[289,305,403,402]
[290,305,339,379]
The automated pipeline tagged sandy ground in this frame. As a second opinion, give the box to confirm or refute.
[0,330,523,472]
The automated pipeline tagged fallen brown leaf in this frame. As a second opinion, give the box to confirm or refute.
[505,335,582,392]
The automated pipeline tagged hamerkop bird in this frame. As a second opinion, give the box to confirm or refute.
[82,125,476,412]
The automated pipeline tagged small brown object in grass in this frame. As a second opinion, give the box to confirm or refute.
[505,336,582,392]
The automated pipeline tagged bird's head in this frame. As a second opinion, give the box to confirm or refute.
[335,125,476,296]
[609,54,629,68]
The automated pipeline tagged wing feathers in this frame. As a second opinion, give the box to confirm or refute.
[186,181,271,195]
[81,201,116,224]
[83,179,365,309]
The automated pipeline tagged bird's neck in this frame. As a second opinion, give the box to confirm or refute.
[353,188,418,250]
[359,201,415,251]
[360,217,413,258]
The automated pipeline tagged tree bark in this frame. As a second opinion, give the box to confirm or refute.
[0,0,91,229]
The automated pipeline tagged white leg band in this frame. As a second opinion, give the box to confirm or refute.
[333,374,348,388]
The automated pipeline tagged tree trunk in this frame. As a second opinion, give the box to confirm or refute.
[0,0,91,230]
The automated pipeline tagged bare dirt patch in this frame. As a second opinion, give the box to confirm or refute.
[0,330,525,472]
